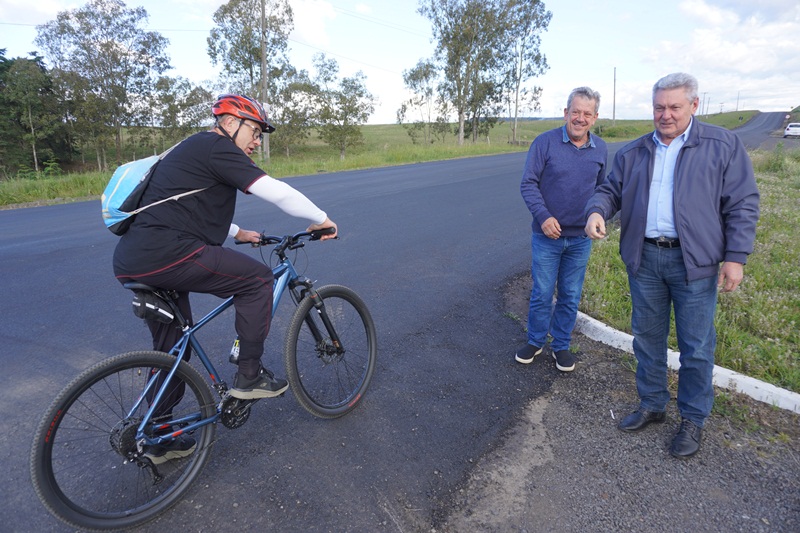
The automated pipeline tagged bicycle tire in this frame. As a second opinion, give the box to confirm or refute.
[284,284,377,418]
[30,351,217,531]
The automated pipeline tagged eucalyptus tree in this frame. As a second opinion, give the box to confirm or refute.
[397,60,439,144]
[270,67,316,157]
[152,77,214,149]
[504,0,551,142]
[207,0,293,158]
[418,0,508,145]
[418,0,550,145]
[35,0,171,168]
[311,54,375,161]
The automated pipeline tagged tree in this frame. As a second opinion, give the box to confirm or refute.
[0,50,71,178]
[311,54,376,161]
[207,0,293,158]
[153,77,213,148]
[418,0,509,145]
[5,56,60,172]
[503,0,550,142]
[418,0,551,145]
[397,60,439,144]
[35,0,171,168]
[270,67,315,157]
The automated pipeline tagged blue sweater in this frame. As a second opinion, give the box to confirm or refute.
[521,126,607,237]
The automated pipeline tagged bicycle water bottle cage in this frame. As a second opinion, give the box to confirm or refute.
[130,291,175,324]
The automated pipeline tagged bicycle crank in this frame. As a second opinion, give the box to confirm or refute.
[220,395,259,429]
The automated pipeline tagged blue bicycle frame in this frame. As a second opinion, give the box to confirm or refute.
[132,254,301,447]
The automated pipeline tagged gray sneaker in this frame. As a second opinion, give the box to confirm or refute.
[231,367,289,399]
[553,350,576,372]
[515,343,543,364]
[144,434,196,465]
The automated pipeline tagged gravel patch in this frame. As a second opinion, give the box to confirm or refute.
[435,274,800,533]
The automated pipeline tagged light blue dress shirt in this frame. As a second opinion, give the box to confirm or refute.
[645,119,693,238]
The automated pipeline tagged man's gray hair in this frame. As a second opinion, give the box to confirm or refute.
[652,72,699,102]
[567,87,601,114]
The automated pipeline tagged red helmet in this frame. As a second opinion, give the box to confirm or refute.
[212,94,275,133]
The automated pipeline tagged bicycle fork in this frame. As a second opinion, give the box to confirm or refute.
[302,288,345,360]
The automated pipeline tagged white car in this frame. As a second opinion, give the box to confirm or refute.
[784,123,800,138]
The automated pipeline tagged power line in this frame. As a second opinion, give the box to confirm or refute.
[330,6,428,38]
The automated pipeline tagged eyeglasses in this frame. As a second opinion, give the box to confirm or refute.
[238,120,263,142]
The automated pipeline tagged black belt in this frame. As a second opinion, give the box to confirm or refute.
[645,237,681,248]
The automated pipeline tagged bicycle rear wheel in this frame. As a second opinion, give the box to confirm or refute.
[284,284,377,418]
[30,351,217,531]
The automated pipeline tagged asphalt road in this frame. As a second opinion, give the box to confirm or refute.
[1,112,795,532]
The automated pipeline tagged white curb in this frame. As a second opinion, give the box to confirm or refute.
[575,312,800,414]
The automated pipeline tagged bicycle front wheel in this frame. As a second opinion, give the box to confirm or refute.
[285,284,377,418]
[30,351,217,531]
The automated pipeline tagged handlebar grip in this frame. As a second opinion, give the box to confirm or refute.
[309,227,337,241]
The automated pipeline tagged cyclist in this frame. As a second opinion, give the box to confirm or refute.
[113,94,337,460]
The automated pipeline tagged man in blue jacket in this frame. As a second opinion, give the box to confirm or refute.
[518,87,607,372]
[585,73,759,459]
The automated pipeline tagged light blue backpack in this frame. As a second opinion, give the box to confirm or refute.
[100,143,204,235]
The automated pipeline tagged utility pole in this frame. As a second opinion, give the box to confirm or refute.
[260,0,270,160]
[736,91,740,112]
[612,67,616,126]
[701,92,708,117]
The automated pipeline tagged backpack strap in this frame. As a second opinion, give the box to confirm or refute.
[130,141,206,216]
[128,187,207,216]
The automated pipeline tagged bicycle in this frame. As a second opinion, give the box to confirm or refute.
[30,228,377,531]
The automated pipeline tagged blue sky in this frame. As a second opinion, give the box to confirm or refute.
[1,0,798,124]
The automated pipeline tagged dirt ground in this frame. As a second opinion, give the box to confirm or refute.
[501,273,800,441]
[433,274,800,533]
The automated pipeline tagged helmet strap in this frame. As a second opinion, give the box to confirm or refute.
[214,117,239,143]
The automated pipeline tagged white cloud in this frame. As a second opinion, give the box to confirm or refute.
[291,0,337,48]
[0,0,75,25]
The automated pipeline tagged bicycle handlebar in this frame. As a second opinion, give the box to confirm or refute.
[234,227,337,256]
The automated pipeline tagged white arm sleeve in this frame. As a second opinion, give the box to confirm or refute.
[247,175,327,224]
[228,223,240,238]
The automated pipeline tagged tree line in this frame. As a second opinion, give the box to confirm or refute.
[0,0,550,179]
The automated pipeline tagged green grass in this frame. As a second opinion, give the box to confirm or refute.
[582,145,800,393]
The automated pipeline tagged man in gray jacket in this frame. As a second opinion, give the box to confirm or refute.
[584,73,759,459]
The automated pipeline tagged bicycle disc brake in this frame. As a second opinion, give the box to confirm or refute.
[220,395,259,429]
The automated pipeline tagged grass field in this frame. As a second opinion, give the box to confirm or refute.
[2,111,797,395]
[0,111,757,206]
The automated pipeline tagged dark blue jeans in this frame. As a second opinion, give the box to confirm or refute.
[628,242,718,426]
[527,233,592,352]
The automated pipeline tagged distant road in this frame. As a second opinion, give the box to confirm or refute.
[731,111,791,149]
[605,111,795,161]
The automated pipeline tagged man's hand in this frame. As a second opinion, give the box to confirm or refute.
[307,218,338,241]
[718,262,744,293]
[585,213,606,239]
[541,217,562,239]
[235,228,261,244]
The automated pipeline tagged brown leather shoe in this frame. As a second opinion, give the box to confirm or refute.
[670,419,703,459]
[617,409,666,432]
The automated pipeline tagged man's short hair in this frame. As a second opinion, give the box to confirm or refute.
[652,73,699,102]
[567,87,601,114]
